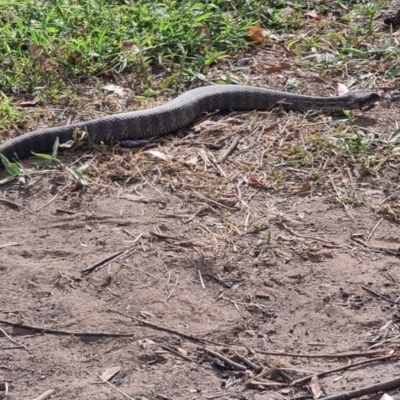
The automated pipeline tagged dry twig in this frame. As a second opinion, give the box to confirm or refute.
[82,244,137,273]
[96,373,135,400]
[362,286,398,304]
[0,198,23,210]
[110,308,231,346]
[320,376,400,400]
[291,354,398,386]
[81,250,125,273]
[366,218,383,243]
[0,319,136,337]
[30,389,55,400]
[0,327,29,352]
[329,175,354,221]
[161,345,198,363]
[217,135,241,163]
[234,352,262,371]
[205,348,246,371]
[351,237,400,257]
[256,349,390,359]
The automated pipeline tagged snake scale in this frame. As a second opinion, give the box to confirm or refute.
[0,85,379,168]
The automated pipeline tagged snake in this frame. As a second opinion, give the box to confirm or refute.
[0,85,379,168]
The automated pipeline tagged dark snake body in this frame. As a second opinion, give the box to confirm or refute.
[0,85,379,168]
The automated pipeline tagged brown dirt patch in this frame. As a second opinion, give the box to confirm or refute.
[2,22,400,400]
[2,102,400,399]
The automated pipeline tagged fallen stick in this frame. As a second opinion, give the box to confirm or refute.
[291,354,398,386]
[96,374,134,400]
[321,376,400,400]
[81,250,125,273]
[0,319,135,338]
[111,308,230,347]
[234,352,262,371]
[0,242,20,249]
[256,349,390,359]
[362,286,398,304]
[205,348,246,371]
[30,389,55,400]
[217,135,241,164]
[0,198,23,210]
[351,237,400,257]
[161,345,197,364]
[0,327,29,352]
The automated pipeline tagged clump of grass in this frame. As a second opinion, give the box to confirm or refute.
[0,92,27,130]
[1,0,260,90]
[0,0,333,94]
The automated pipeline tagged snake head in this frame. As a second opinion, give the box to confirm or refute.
[349,89,380,109]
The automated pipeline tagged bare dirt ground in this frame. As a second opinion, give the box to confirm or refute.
[2,18,400,400]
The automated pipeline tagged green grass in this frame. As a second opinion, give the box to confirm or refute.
[0,0,392,95]
[0,0,269,91]
[2,1,381,84]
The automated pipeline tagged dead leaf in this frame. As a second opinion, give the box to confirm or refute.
[28,43,47,68]
[337,83,349,96]
[138,339,155,349]
[121,41,138,54]
[139,311,154,318]
[248,27,265,43]
[18,94,39,107]
[193,120,230,133]
[310,375,322,399]
[336,3,349,10]
[281,7,295,18]
[103,84,129,98]
[184,156,199,166]
[145,149,173,162]
[381,394,394,400]
[120,194,146,203]
[289,181,313,195]
[250,62,291,74]
[125,96,136,108]
[28,44,43,59]
[379,204,397,221]
[247,177,266,189]
[100,366,121,382]
[177,347,188,356]
[380,320,392,331]
[304,10,321,20]
[196,25,212,46]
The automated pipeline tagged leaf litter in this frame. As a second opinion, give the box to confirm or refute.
[2,3,400,400]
